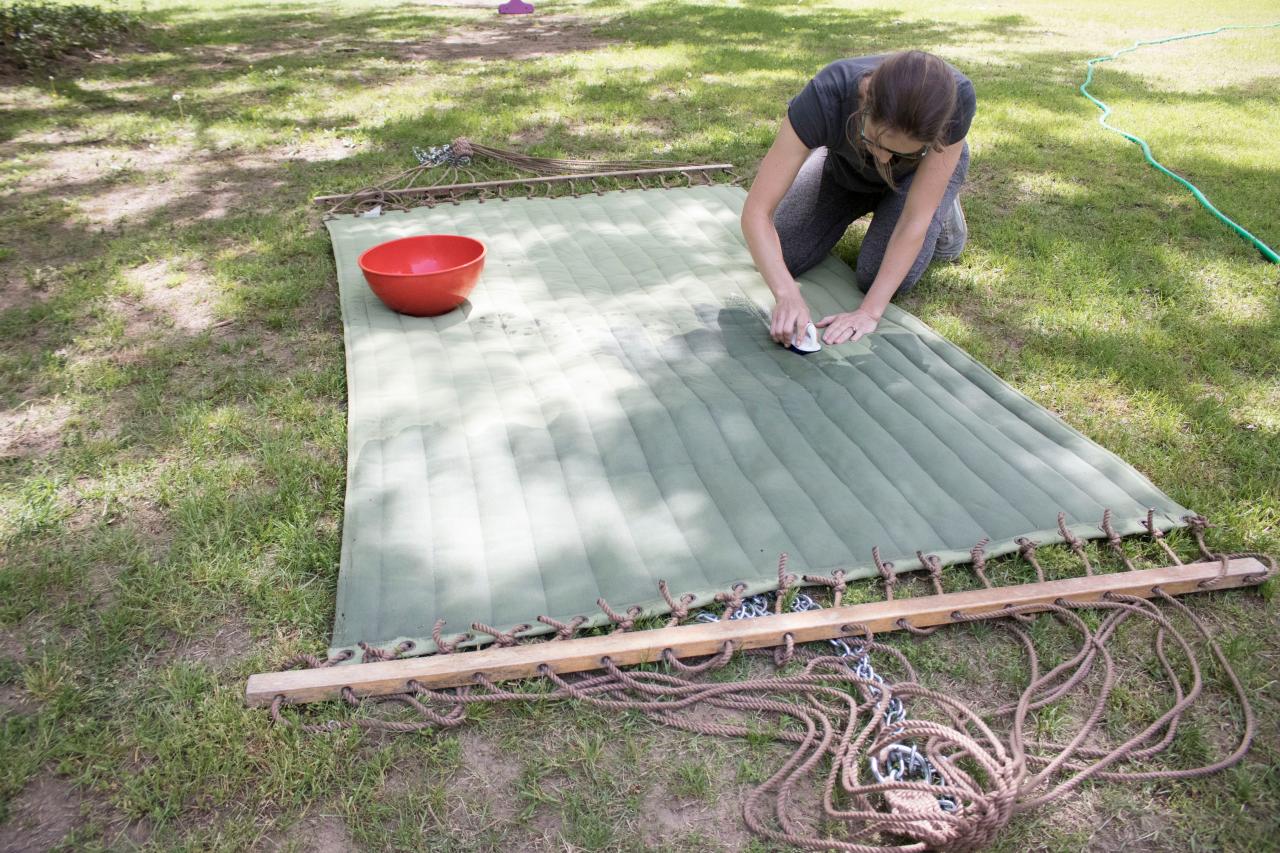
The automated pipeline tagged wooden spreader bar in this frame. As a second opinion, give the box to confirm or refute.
[246,557,1265,707]
[312,164,737,205]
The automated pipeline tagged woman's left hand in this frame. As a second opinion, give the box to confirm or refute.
[815,308,880,344]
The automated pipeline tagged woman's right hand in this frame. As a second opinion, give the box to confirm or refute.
[770,290,812,345]
[742,117,814,348]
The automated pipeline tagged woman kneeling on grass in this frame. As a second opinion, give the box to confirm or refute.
[742,50,975,347]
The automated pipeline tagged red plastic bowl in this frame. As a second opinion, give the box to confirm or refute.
[357,234,486,316]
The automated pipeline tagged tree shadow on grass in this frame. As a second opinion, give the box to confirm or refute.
[2,10,1274,381]
[3,4,1276,504]
[1,3,1053,391]
[0,2,615,144]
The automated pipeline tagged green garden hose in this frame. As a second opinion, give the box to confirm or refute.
[1080,23,1280,263]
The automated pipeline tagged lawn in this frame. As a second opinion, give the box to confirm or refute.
[1,0,1277,849]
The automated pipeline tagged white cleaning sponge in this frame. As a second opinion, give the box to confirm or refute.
[788,322,821,355]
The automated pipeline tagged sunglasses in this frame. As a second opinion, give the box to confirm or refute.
[847,114,929,162]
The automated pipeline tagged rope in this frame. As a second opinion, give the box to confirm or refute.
[267,529,1276,851]
[271,593,1273,850]
[1079,22,1280,263]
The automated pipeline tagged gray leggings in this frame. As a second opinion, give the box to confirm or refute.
[774,144,969,294]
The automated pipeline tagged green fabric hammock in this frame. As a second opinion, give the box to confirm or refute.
[323,184,1189,660]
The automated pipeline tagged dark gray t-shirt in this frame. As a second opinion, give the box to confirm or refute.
[787,55,976,192]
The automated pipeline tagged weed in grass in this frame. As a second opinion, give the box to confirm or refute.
[1169,717,1214,768]
[1102,682,1153,740]
[735,754,770,786]
[1032,703,1068,742]
[1224,763,1264,807]
[745,841,796,853]
[516,756,564,813]
[568,730,607,778]
[1259,576,1277,603]
[562,792,617,849]
[0,471,68,545]
[670,760,714,801]
[1215,631,1262,682]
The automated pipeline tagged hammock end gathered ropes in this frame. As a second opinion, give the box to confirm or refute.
[1079,22,1280,264]
[259,539,1278,852]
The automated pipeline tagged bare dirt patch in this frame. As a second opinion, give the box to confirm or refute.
[0,772,154,852]
[0,775,86,853]
[420,0,504,7]
[4,143,171,192]
[171,14,613,70]
[0,683,34,713]
[455,730,522,818]
[0,624,33,661]
[640,783,755,851]
[1043,787,1177,852]
[0,264,58,315]
[2,136,291,232]
[263,812,358,853]
[165,614,256,669]
[119,257,220,333]
[73,149,287,230]
[382,728,523,818]
[387,18,615,62]
[0,398,72,460]
[62,470,169,543]
[279,138,359,163]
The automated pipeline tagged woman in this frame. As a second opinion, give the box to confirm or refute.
[741,51,975,347]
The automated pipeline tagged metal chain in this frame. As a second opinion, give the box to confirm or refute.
[700,589,955,812]
[412,143,473,168]
[789,593,955,809]
[694,593,771,623]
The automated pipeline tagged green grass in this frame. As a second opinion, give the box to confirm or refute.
[0,0,139,72]
[1,0,1278,849]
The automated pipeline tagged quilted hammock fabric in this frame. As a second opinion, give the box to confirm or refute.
[324,184,1189,659]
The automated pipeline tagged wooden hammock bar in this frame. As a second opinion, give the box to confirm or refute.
[245,557,1265,707]
[311,163,737,205]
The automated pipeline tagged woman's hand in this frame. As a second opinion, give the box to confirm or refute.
[771,291,812,346]
[816,308,880,344]
[743,117,815,347]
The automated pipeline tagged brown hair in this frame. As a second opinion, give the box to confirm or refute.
[857,51,958,187]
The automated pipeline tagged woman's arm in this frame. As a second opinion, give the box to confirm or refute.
[741,117,813,345]
[816,138,965,345]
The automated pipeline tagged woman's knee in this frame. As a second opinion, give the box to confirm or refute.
[854,261,875,293]
[854,253,925,294]
[773,148,828,229]
[775,148,873,278]
[784,243,827,278]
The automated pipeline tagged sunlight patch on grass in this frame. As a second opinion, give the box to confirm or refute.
[1098,28,1280,93]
